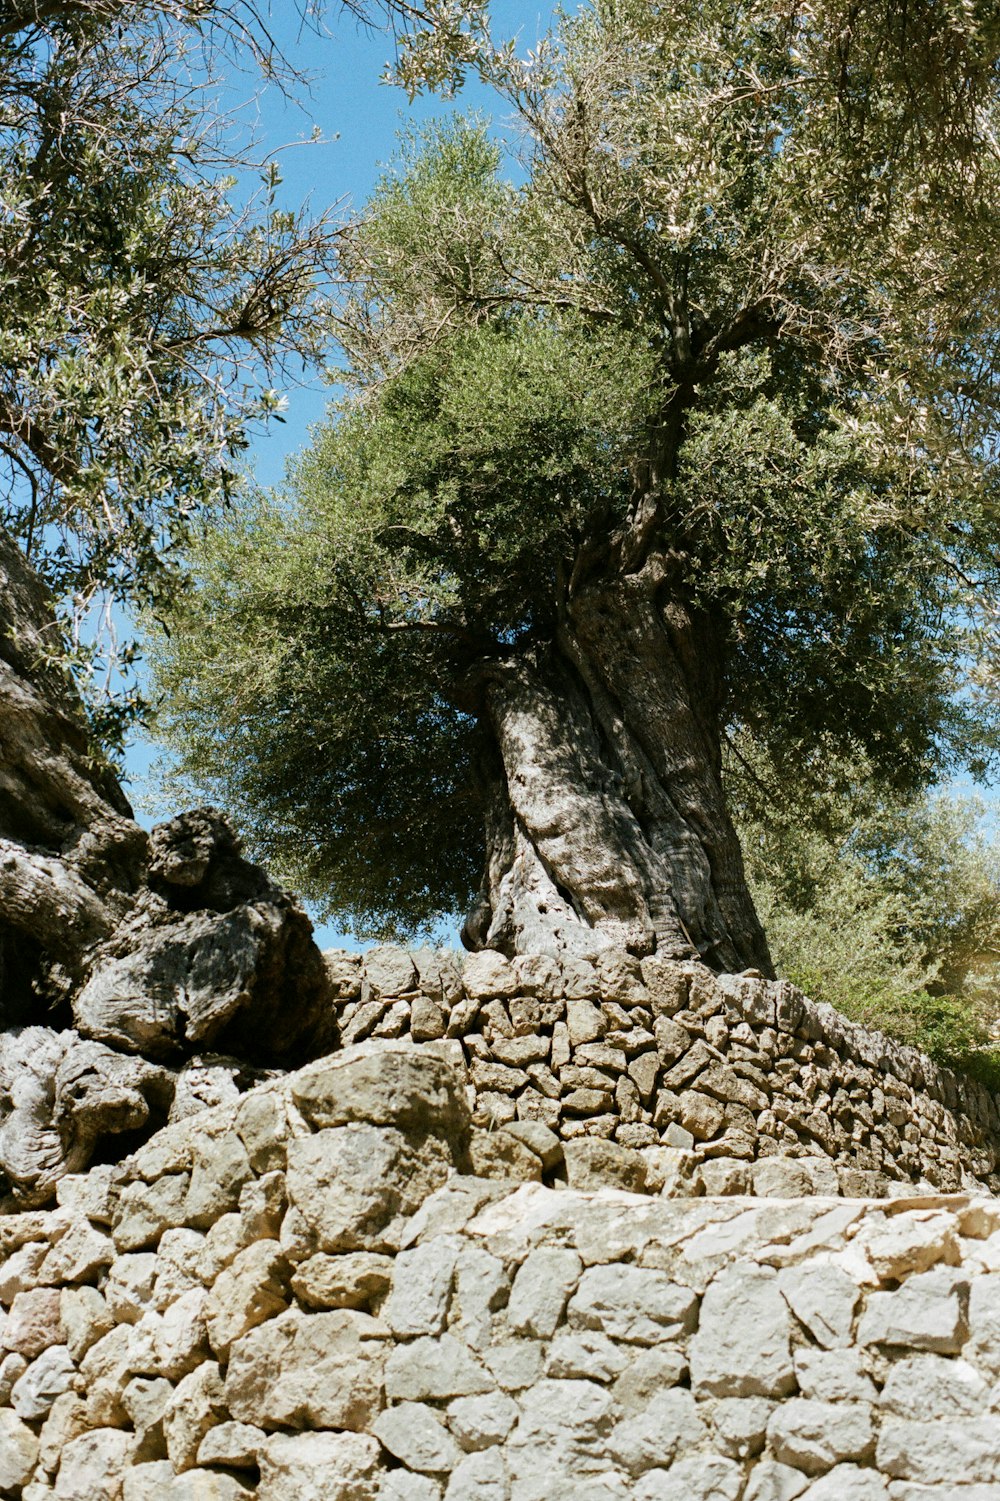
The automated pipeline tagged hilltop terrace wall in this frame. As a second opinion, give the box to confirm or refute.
[323,946,1000,1199]
[3,1047,1000,1500]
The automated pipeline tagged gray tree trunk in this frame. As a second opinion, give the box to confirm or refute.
[463,554,772,976]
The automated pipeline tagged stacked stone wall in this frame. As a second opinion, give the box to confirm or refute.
[2,1047,1000,1500]
[326,946,1000,1197]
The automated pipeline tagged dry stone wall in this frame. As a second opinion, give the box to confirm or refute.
[326,945,1000,1197]
[2,1046,1000,1500]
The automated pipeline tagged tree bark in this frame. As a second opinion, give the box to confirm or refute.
[463,553,772,976]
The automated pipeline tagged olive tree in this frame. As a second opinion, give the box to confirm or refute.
[156,0,1000,971]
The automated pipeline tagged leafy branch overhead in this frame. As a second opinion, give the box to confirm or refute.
[0,0,458,741]
[156,0,1000,961]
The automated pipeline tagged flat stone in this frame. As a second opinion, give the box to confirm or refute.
[859,1210,961,1280]
[633,1455,743,1500]
[447,1390,519,1451]
[568,1264,697,1344]
[767,1398,875,1474]
[563,1139,647,1193]
[374,1401,463,1471]
[876,1417,1000,1483]
[689,1266,795,1397]
[291,1251,394,1311]
[778,1262,859,1349]
[610,1387,707,1475]
[225,1308,388,1430]
[257,1431,384,1501]
[508,1248,583,1339]
[857,1267,967,1353]
[385,1333,494,1401]
[0,1408,39,1491]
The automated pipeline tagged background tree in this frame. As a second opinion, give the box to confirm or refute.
[729,744,1000,1069]
[155,0,1000,971]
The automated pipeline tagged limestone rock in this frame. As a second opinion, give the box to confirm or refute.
[508,1248,583,1339]
[385,1333,493,1401]
[163,1361,228,1471]
[447,1390,519,1451]
[382,1237,459,1337]
[291,1046,470,1146]
[0,1407,39,1491]
[11,1343,76,1420]
[633,1455,743,1500]
[563,1139,647,1193]
[778,1262,860,1349]
[767,1398,875,1474]
[291,1251,394,1311]
[225,1307,388,1430]
[374,1401,463,1471]
[205,1238,290,1359]
[256,1431,384,1501]
[2,1285,64,1356]
[287,1125,454,1254]
[196,1421,264,1468]
[857,1267,967,1353]
[689,1266,795,1397]
[53,1427,133,1501]
[568,1264,697,1344]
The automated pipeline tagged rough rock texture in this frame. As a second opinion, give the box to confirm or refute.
[323,945,1000,1198]
[2,1047,1000,1500]
[0,537,334,1207]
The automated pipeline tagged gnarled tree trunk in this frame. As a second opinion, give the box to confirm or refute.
[463,552,772,976]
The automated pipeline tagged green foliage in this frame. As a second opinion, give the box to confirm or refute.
[735,758,1000,1080]
[156,1,1000,942]
[0,0,349,751]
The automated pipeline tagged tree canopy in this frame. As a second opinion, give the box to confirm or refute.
[0,0,455,744]
[155,0,1000,961]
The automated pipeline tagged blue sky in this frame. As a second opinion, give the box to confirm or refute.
[126,2,556,950]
